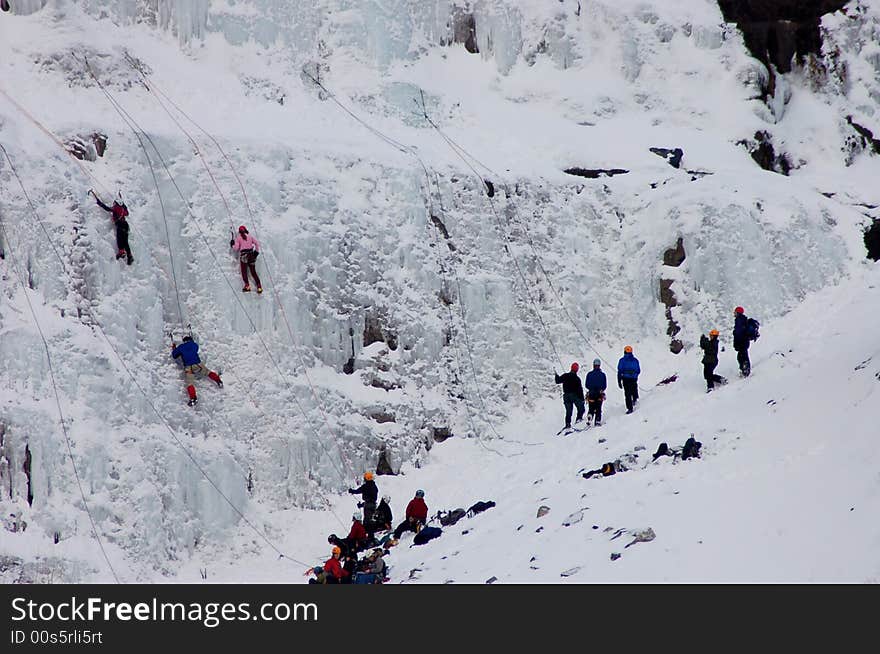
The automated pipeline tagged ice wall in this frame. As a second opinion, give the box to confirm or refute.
[0,0,875,578]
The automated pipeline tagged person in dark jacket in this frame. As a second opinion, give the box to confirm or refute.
[369,495,393,536]
[394,489,428,539]
[170,335,223,406]
[584,358,607,426]
[327,534,350,559]
[554,362,585,429]
[617,346,640,414]
[732,306,755,377]
[348,471,378,525]
[699,329,727,391]
[340,550,357,584]
[90,190,133,265]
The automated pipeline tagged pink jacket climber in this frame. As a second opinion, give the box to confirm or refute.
[230,225,262,293]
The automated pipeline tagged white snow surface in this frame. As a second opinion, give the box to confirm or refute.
[0,0,878,582]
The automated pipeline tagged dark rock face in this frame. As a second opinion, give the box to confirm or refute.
[64,133,108,162]
[717,0,850,74]
[432,426,453,442]
[738,130,792,175]
[865,220,880,261]
[663,237,686,267]
[649,147,684,169]
[563,168,629,179]
[363,312,397,350]
[450,4,479,54]
[846,116,880,157]
[376,447,395,475]
[659,238,685,354]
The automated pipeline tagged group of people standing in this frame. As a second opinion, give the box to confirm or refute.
[699,306,760,391]
[554,345,641,430]
[555,306,761,428]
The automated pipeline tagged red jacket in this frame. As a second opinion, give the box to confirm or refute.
[347,520,367,542]
[111,204,129,223]
[323,556,348,580]
[406,498,428,522]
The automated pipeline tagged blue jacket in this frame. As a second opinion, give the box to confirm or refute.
[617,353,640,381]
[171,340,201,366]
[584,369,607,397]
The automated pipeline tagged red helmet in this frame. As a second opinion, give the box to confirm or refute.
[570,362,579,372]
[734,306,744,314]
[238,225,248,234]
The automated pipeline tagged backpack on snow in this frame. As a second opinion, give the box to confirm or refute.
[412,526,442,546]
[681,437,702,460]
[438,508,466,526]
[466,501,496,518]
[746,318,760,341]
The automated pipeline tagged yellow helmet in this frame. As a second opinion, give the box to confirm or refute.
[364,472,374,481]
[709,329,719,337]
[624,345,633,353]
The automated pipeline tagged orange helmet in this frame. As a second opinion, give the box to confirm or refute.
[709,329,719,337]
[364,472,374,481]
[624,345,633,353]
[331,546,341,556]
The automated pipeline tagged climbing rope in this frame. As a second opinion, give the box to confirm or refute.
[1,144,123,581]
[81,56,357,492]
[299,68,541,457]
[0,85,190,333]
[416,93,653,392]
[0,142,314,568]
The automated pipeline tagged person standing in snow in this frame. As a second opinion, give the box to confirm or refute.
[554,362,585,429]
[230,225,262,293]
[348,471,378,526]
[617,346,640,414]
[170,335,223,406]
[699,329,727,392]
[584,358,607,426]
[90,190,133,265]
[732,306,759,377]
[393,489,428,539]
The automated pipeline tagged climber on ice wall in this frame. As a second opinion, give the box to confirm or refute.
[90,190,133,265]
[230,225,262,293]
[170,335,223,406]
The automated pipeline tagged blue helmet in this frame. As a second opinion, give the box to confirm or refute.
[415,489,425,498]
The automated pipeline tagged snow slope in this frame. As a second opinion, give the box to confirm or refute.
[0,0,878,582]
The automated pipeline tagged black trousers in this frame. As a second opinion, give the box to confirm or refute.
[393,519,422,540]
[115,228,133,262]
[362,501,376,527]
[622,379,638,412]
[587,397,603,423]
[736,348,751,376]
[703,361,725,389]
[563,392,585,426]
